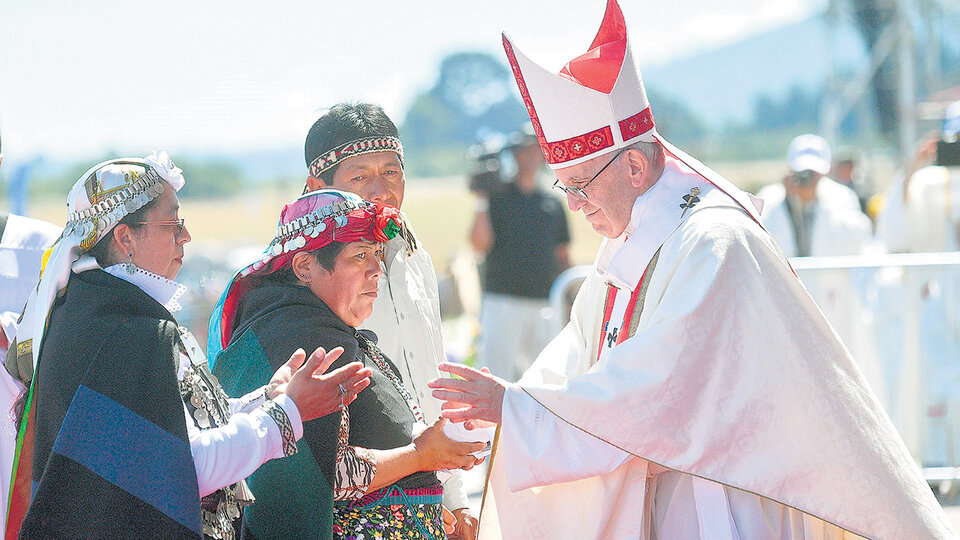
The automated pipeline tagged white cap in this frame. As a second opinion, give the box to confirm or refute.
[502,0,656,170]
[787,134,831,175]
[944,100,960,137]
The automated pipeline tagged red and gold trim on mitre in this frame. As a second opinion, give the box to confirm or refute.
[308,136,404,178]
[502,0,657,169]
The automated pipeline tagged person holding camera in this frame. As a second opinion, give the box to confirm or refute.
[876,100,960,253]
[468,131,570,382]
[757,134,871,257]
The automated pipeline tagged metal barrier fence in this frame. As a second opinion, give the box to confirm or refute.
[549,253,960,487]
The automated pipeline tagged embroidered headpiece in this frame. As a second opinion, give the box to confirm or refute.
[7,151,187,379]
[64,151,186,250]
[208,189,404,358]
[307,136,404,179]
[502,0,656,169]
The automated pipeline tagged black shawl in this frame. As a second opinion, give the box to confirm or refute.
[22,269,202,538]
[213,280,437,539]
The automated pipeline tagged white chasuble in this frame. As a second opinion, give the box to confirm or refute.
[477,156,953,539]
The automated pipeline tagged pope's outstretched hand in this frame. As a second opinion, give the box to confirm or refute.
[428,363,509,425]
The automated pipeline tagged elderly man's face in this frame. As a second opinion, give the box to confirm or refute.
[328,151,405,209]
[554,150,644,238]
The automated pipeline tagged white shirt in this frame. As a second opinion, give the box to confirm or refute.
[0,214,62,349]
[876,165,960,253]
[361,222,470,510]
[757,177,872,257]
[104,264,304,497]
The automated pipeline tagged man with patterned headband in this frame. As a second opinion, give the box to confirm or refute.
[428,1,954,538]
[297,103,480,539]
[5,153,371,539]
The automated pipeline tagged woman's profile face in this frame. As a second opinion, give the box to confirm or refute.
[307,241,383,327]
[128,187,191,280]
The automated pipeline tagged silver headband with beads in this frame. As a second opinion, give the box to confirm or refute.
[64,166,166,250]
[269,199,376,255]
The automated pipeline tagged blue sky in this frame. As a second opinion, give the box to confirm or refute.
[0,0,823,162]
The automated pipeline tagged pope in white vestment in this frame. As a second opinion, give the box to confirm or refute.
[428,1,954,538]
[478,149,949,539]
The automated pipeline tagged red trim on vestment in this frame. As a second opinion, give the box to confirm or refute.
[597,284,618,363]
[615,257,653,347]
[503,35,551,164]
[597,245,658,361]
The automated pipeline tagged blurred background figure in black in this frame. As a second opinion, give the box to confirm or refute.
[468,127,570,382]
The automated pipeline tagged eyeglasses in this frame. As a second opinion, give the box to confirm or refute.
[552,149,625,201]
[136,218,186,234]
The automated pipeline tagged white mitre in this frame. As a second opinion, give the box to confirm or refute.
[502,0,764,221]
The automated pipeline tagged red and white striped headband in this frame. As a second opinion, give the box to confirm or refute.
[308,136,404,178]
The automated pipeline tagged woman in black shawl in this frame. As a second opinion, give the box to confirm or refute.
[211,189,484,540]
[5,154,370,539]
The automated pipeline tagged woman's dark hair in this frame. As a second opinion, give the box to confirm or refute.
[85,197,159,266]
[270,241,347,284]
[304,103,400,186]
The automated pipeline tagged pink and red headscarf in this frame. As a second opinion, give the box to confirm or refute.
[208,189,402,357]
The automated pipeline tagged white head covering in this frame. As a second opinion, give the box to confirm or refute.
[787,134,832,175]
[7,151,185,381]
[501,0,765,222]
[501,0,655,170]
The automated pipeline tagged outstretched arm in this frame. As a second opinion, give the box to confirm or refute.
[189,347,372,496]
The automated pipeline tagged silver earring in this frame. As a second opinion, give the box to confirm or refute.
[125,252,136,274]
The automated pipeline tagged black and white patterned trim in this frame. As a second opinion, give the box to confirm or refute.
[262,399,298,457]
[308,136,404,178]
[334,407,377,500]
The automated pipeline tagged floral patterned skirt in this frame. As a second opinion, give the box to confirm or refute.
[333,484,446,540]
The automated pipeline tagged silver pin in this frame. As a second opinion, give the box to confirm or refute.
[680,187,701,218]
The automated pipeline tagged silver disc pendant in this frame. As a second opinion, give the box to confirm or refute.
[194,408,210,428]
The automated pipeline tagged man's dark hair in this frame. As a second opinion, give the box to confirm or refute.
[304,103,400,186]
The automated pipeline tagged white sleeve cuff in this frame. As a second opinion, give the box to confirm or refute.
[440,468,471,511]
